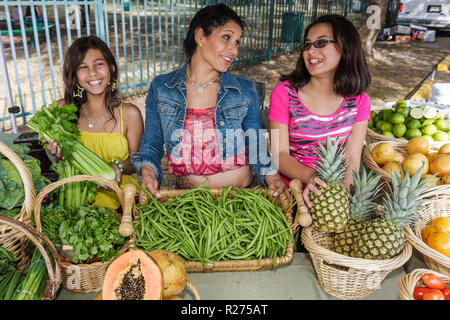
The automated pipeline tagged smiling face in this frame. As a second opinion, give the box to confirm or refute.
[303,23,342,78]
[76,48,112,97]
[196,21,243,72]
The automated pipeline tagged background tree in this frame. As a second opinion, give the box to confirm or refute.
[359,0,391,58]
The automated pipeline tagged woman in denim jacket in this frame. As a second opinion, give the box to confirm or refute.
[132,4,286,197]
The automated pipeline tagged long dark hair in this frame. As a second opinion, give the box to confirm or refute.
[183,3,246,60]
[281,14,371,97]
[62,35,120,126]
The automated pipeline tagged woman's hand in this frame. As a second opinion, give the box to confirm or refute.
[140,166,161,198]
[302,175,327,209]
[264,174,287,197]
[47,139,65,162]
[110,161,123,185]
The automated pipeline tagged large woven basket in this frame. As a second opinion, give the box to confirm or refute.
[404,187,450,276]
[134,187,296,272]
[0,141,36,271]
[33,175,130,293]
[398,268,450,300]
[301,226,412,300]
[0,215,61,300]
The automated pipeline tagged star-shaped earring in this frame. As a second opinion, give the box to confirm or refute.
[73,84,85,98]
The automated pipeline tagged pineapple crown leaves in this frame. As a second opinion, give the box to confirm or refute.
[382,164,434,227]
[349,167,384,220]
[312,136,348,184]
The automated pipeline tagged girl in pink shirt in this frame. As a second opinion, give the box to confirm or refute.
[269,14,371,209]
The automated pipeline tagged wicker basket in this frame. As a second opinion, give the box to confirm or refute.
[0,141,36,271]
[33,175,131,293]
[301,226,412,300]
[398,268,450,300]
[404,188,450,276]
[134,187,296,272]
[366,127,449,149]
[0,215,61,300]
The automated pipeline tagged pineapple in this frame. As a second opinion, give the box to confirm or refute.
[351,165,434,260]
[310,136,349,233]
[333,167,383,256]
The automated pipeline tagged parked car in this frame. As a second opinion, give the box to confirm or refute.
[396,0,450,29]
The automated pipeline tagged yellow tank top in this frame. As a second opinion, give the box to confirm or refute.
[79,103,138,210]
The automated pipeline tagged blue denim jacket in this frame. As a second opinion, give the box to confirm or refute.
[131,64,277,187]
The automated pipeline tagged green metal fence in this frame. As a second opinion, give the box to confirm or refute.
[0,0,369,131]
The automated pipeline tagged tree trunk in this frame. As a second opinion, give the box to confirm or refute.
[359,0,390,57]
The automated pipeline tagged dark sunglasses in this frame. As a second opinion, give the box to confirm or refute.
[301,39,337,51]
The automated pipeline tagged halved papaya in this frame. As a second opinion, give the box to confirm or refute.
[148,249,187,297]
[102,250,164,300]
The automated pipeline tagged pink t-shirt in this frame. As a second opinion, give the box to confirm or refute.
[268,81,370,183]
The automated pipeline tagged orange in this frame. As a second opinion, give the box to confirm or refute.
[427,151,438,163]
[426,231,450,258]
[430,217,450,233]
[406,136,430,155]
[429,154,450,177]
[438,143,450,155]
[422,225,444,242]
[371,142,394,165]
[382,161,402,178]
[392,151,405,163]
[402,154,429,177]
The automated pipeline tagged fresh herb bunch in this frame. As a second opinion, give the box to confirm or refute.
[26,101,116,181]
[40,205,125,263]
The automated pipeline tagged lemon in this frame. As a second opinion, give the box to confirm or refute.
[406,119,421,130]
[435,119,450,131]
[432,131,449,142]
[393,123,407,137]
[405,128,422,140]
[390,113,405,124]
[410,107,424,120]
[422,124,438,136]
[423,106,438,119]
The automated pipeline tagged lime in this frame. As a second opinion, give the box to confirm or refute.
[432,131,449,141]
[392,123,407,137]
[436,111,442,119]
[390,112,405,124]
[410,107,424,120]
[423,106,437,119]
[422,124,438,136]
[405,128,422,140]
[382,131,395,138]
[421,135,434,144]
[370,111,377,120]
[376,120,385,131]
[399,137,407,140]
[435,119,450,131]
[406,119,421,130]
[379,109,394,121]
[381,122,393,132]
[421,119,435,127]
[397,107,410,119]
[374,115,380,123]
[368,119,374,128]
[394,99,407,111]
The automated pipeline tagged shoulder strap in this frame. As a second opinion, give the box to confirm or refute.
[119,102,124,135]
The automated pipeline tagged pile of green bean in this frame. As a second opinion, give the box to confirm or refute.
[134,186,294,267]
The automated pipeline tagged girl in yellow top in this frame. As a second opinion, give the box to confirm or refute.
[48,35,144,210]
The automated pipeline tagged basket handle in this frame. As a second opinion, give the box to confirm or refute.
[118,184,136,237]
[0,215,61,300]
[0,141,36,220]
[186,280,201,300]
[33,175,123,233]
[289,179,312,232]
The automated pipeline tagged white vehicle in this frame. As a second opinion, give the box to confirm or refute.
[396,0,450,29]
